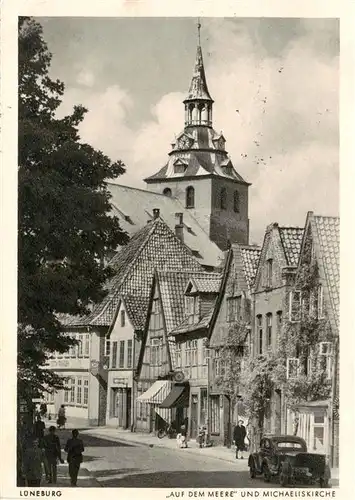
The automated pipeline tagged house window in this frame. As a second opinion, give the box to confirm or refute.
[151,298,163,330]
[111,341,118,368]
[83,379,89,406]
[119,340,125,368]
[121,310,126,327]
[151,338,162,366]
[186,186,195,208]
[76,378,82,405]
[202,345,209,365]
[64,378,70,403]
[317,285,325,319]
[185,295,198,324]
[214,350,221,376]
[233,191,240,213]
[266,259,273,288]
[289,290,302,322]
[309,290,317,318]
[70,378,75,404]
[276,310,283,329]
[84,334,90,357]
[286,358,300,379]
[77,334,83,358]
[210,396,221,434]
[220,188,227,210]
[105,339,111,357]
[226,296,242,322]
[69,334,76,357]
[163,187,172,197]
[319,342,332,379]
[127,339,133,368]
[257,315,263,354]
[175,343,182,368]
[266,313,272,349]
[185,340,198,366]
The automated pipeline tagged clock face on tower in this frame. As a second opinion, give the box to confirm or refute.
[178,136,191,149]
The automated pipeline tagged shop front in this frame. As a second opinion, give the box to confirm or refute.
[159,383,190,432]
[136,380,172,433]
[106,371,133,428]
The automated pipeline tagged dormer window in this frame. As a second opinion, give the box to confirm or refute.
[174,159,187,174]
[186,186,195,208]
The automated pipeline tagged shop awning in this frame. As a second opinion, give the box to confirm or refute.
[160,384,189,409]
[137,380,171,404]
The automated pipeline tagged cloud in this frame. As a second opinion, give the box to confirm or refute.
[58,18,339,244]
[76,69,95,87]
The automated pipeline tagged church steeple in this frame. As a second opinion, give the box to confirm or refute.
[184,21,214,128]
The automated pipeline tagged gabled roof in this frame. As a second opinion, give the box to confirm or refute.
[156,270,221,334]
[279,227,304,267]
[254,223,304,291]
[208,244,261,346]
[62,218,203,329]
[170,307,215,336]
[107,183,223,268]
[240,245,261,290]
[185,274,222,294]
[304,213,340,333]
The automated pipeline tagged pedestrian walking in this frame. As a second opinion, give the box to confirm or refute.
[57,405,66,430]
[64,429,84,487]
[22,437,43,486]
[43,425,63,484]
[233,419,247,459]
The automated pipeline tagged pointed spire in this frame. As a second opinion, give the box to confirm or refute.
[184,20,213,102]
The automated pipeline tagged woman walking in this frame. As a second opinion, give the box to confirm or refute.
[57,405,66,430]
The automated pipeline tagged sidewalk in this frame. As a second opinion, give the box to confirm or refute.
[80,427,249,469]
[54,463,101,488]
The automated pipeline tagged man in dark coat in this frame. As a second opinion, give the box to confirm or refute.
[233,420,247,459]
[65,429,84,487]
[43,426,63,484]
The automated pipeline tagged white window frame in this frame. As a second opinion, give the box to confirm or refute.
[175,343,182,368]
[84,333,90,357]
[119,340,125,368]
[289,290,302,322]
[127,339,133,368]
[319,342,332,356]
[286,357,300,379]
[83,378,89,407]
[76,378,83,405]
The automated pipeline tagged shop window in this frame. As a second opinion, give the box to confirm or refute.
[210,396,221,434]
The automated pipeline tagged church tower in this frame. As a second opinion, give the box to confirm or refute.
[144,23,250,250]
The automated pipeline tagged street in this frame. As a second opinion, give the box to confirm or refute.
[56,429,277,488]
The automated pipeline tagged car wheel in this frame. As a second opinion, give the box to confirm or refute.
[280,472,288,487]
[249,462,256,479]
[263,464,271,483]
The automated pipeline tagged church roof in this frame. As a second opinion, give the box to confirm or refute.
[184,44,213,102]
[107,183,223,268]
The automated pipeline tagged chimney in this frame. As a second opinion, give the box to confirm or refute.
[175,212,184,243]
[153,208,160,220]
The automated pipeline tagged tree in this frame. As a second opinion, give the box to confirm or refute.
[18,17,129,397]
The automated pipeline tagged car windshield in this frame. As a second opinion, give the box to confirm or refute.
[277,442,303,449]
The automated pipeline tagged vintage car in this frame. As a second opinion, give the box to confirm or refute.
[248,435,331,487]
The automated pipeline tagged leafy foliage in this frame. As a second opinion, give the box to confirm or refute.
[18,17,129,396]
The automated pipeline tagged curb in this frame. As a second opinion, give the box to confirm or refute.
[82,430,248,468]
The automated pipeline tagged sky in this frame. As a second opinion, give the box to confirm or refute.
[39,17,339,244]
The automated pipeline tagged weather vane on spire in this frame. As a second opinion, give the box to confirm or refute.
[197,18,201,45]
